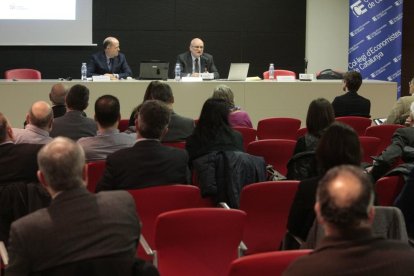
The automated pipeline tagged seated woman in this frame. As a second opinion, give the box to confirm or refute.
[286,122,362,246]
[128,80,161,126]
[211,84,253,128]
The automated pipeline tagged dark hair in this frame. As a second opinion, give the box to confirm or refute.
[137,100,171,139]
[306,98,335,137]
[66,84,89,111]
[317,165,374,229]
[95,95,120,128]
[316,122,361,173]
[0,113,8,143]
[143,80,162,102]
[343,71,362,91]
[193,98,234,144]
[150,83,174,103]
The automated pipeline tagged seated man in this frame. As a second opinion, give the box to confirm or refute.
[13,101,53,144]
[177,37,219,79]
[50,84,97,141]
[87,36,132,80]
[78,95,135,161]
[332,71,371,118]
[385,77,414,125]
[96,100,190,191]
[284,165,414,275]
[49,83,68,118]
[6,137,140,274]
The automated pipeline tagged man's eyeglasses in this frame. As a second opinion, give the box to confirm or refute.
[191,46,204,49]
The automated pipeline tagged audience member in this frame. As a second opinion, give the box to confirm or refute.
[212,84,253,128]
[6,137,140,274]
[385,77,414,125]
[177,38,219,79]
[287,122,361,243]
[13,101,53,144]
[294,98,335,154]
[186,98,244,163]
[332,71,371,117]
[78,95,135,161]
[96,100,190,191]
[284,165,414,276]
[50,84,97,141]
[87,36,132,80]
[128,80,161,126]
[49,83,68,118]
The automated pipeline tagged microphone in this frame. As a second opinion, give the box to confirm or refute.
[304,58,308,73]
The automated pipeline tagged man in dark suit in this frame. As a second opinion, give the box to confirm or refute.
[332,71,371,117]
[284,165,414,276]
[177,38,220,79]
[96,100,190,191]
[87,36,132,80]
[6,137,140,275]
[50,84,97,141]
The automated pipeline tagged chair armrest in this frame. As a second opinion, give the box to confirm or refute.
[218,202,230,209]
[139,235,154,257]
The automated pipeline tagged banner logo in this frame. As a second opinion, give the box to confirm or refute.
[350,1,368,17]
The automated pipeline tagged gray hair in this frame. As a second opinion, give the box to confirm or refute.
[212,85,235,108]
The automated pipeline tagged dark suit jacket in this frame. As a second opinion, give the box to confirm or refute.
[6,187,140,275]
[52,104,66,118]
[176,52,220,79]
[50,110,97,141]
[162,112,195,142]
[332,90,371,117]
[87,51,132,79]
[96,140,190,191]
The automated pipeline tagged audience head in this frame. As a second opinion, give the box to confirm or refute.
[142,80,162,102]
[49,83,68,106]
[27,101,53,131]
[316,122,361,173]
[409,77,414,95]
[0,113,13,143]
[212,85,235,109]
[316,165,375,234]
[37,137,86,194]
[136,100,170,139]
[66,84,90,111]
[94,95,121,128]
[306,98,335,137]
[150,83,174,104]
[103,36,120,58]
[189,38,204,58]
[343,71,362,92]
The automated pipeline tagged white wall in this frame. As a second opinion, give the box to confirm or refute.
[306,0,349,74]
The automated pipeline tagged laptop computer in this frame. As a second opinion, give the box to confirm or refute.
[139,61,169,80]
[226,63,249,81]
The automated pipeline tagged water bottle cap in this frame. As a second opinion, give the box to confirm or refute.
[82,62,86,65]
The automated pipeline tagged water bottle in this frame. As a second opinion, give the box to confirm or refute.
[268,63,275,80]
[175,63,181,81]
[81,62,87,81]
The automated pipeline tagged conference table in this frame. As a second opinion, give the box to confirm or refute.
[0,79,397,129]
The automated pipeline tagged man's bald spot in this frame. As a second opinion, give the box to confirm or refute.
[104,36,119,47]
[29,101,53,128]
[190,38,204,47]
[50,83,67,105]
[327,171,362,208]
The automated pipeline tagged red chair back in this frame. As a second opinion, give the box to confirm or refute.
[239,181,299,255]
[155,208,246,276]
[4,68,41,79]
[375,176,404,206]
[296,127,308,139]
[336,116,372,136]
[365,124,405,154]
[247,139,296,176]
[263,70,296,79]
[162,141,186,149]
[228,250,312,276]
[118,119,130,132]
[359,136,381,163]
[257,117,301,140]
[233,127,257,151]
[86,160,106,193]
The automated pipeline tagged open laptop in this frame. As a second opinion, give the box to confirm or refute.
[226,63,249,81]
[139,61,169,80]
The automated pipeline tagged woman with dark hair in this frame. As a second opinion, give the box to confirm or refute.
[286,122,362,245]
[294,98,335,154]
[128,80,162,126]
[185,98,244,162]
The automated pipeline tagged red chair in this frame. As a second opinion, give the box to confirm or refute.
[154,208,246,276]
[296,127,308,139]
[263,70,296,79]
[257,117,301,140]
[117,119,130,132]
[375,176,404,206]
[247,139,296,176]
[127,185,213,261]
[162,141,186,149]
[239,181,299,255]
[365,124,405,155]
[336,116,372,136]
[86,160,106,193]
[233,127,257,151]
[228,250,312,276]
[359,136,381,163]
[4,68,41,79]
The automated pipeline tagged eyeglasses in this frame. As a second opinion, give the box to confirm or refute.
[191,45,204,49]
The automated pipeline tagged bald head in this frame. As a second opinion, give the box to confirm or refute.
[103,36,120,58]
[27,101,53,130]
[189,38,204,58]
[49,83,68,105]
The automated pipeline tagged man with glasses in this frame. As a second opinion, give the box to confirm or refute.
[385,77,414,125]
[176,37,220,79]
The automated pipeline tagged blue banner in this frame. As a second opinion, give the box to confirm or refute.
[348,0,403,97]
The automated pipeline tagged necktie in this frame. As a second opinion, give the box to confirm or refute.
[194,58,199,73]
[108,58,113,71]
